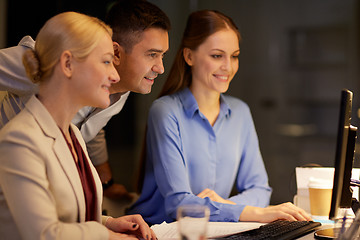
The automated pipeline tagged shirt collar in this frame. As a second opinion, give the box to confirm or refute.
[220,94,232,118]
[178,87,232,118]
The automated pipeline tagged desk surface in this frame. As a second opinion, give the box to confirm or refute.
[298,231,317,239]
[151,221,332,239]
[152,221,263,239]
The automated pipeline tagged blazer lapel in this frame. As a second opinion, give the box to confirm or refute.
[71,124,103,222]
[26,96,86,222]
[52,136,86,222]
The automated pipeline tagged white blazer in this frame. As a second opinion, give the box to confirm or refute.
[0,95,108,240]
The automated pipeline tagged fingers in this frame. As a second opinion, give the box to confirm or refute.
[279,202,312,221]
[197,188,220,201]
[197,188,212,198]
[197,188,235,204]
[106,216,135,232]
[240,203,311,223]
[137,224,157,240]
[106,214,156,240]
[268,202,312,221]
[136,216,153,240]
[150,228,157,240]
[124,214,155,240]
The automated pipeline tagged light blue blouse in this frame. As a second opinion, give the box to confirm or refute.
[127,88,272,224]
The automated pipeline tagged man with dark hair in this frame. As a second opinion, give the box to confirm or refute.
[0,0,170,200]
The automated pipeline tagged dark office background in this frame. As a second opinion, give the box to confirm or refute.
[1,0,360,206]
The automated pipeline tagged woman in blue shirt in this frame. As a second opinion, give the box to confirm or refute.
[127,10,311,225]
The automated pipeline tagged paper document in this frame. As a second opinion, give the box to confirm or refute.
[151,221,263,239]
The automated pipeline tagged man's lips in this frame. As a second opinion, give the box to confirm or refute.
[144,76,157,81]
[102,84,111,92]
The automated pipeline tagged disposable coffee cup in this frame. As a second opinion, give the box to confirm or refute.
[308,177,333,218]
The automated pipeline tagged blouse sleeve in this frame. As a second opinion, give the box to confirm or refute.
[228,105,272,207]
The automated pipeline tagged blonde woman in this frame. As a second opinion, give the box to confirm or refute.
[0,12,155,240]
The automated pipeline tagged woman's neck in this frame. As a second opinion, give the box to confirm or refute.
[37,84,80,162]
[37,77,81,136]
[189,85,221,126]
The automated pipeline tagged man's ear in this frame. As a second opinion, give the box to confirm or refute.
[113,42,123,66]
[183,48,193,66]
[60,50,73,78]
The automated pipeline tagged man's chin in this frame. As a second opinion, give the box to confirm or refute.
[135,87,152,94]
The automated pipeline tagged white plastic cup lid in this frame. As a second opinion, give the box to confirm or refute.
[308,177,333,189]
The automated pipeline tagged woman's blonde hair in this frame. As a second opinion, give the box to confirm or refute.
[23,11,113,83]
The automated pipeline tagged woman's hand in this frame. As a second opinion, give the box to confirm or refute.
[105,214,156,240]
[197,188,236,205]
[104,183,134,201]
[239,202,312,223]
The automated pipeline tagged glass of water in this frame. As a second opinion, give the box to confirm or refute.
[177,205,210,240]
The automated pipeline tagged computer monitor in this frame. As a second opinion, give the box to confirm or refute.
[329,89,357,220]
[314,89,358,239]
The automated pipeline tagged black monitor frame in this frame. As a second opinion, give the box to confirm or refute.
[315,89,358,240]
[329,89,357,220]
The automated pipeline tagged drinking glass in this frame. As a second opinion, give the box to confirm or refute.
[177,205,210,240]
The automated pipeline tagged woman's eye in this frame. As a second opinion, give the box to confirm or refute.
[211,55,222,59]
[232,55,239,59]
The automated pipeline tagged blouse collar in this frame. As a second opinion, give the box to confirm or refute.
[178,87,232,119]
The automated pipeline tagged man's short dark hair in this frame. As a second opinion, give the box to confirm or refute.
[105,0,171,53]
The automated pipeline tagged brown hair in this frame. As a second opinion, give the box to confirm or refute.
[105,0,171,54]
[23,11,112,83]
[158,10,241,98]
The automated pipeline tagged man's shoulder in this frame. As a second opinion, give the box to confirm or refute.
[0,36,37,96]
[0,102,38,142]
[0,36,35,57]
[17,35,35,48]
[0,92,31,129]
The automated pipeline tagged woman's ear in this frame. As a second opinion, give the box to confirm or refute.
[183,48,193,66]
[113,42,123,66]
[60,50,73,78]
